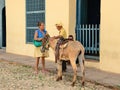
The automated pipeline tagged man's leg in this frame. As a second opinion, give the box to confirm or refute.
[62,60,67,72]
[76,57,80,66]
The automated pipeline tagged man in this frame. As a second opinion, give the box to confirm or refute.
[54,22,67,72]
[54,23,67,39]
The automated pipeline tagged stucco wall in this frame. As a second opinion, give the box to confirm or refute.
[100,0,120,73]
[6,0,73,61]
[69,0,76,38]
[6,0,34,56]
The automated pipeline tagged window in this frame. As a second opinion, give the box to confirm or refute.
[26,0,45,43]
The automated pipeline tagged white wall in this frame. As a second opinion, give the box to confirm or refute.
[0,0,5,47]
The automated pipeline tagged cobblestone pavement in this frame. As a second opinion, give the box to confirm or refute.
[0,61,116,90]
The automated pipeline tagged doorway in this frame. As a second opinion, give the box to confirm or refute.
[2,7,6,47]
[76,0,100,59]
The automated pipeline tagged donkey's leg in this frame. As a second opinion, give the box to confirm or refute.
[78,55,85,86]
[70,59,77,87]
[56,60,62,81]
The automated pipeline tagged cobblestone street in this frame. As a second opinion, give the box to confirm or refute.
[0,61,116,90]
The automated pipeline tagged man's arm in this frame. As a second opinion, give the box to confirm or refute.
[54,35,62,39]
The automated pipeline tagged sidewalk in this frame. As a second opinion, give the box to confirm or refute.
[0,49,120,89]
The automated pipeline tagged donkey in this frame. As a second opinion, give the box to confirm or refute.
[42,34,85,86]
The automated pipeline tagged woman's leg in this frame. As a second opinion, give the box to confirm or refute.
[35,57,40,74]
[41,57,49,73]
[41,57,45,70]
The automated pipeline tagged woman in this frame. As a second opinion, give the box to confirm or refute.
[34,22,49,74]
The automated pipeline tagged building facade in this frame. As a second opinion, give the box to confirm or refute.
[5,0,120,74]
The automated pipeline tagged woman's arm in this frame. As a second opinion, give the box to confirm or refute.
[34,31,43,41]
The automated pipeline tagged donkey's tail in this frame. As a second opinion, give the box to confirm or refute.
[76,50,85,64]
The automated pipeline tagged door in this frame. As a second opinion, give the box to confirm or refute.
[2,7,6,47]
[76,0,100,59]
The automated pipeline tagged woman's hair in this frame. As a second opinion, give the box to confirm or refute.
[37,22,44,26]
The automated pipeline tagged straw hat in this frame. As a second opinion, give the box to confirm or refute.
[55,22,63,26]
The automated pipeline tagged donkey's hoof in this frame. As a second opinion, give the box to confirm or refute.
[82,81,85,86]
[59,76,62,80]
[56,78,59,81]
[71,82,75,87]
[56,77,62,81]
